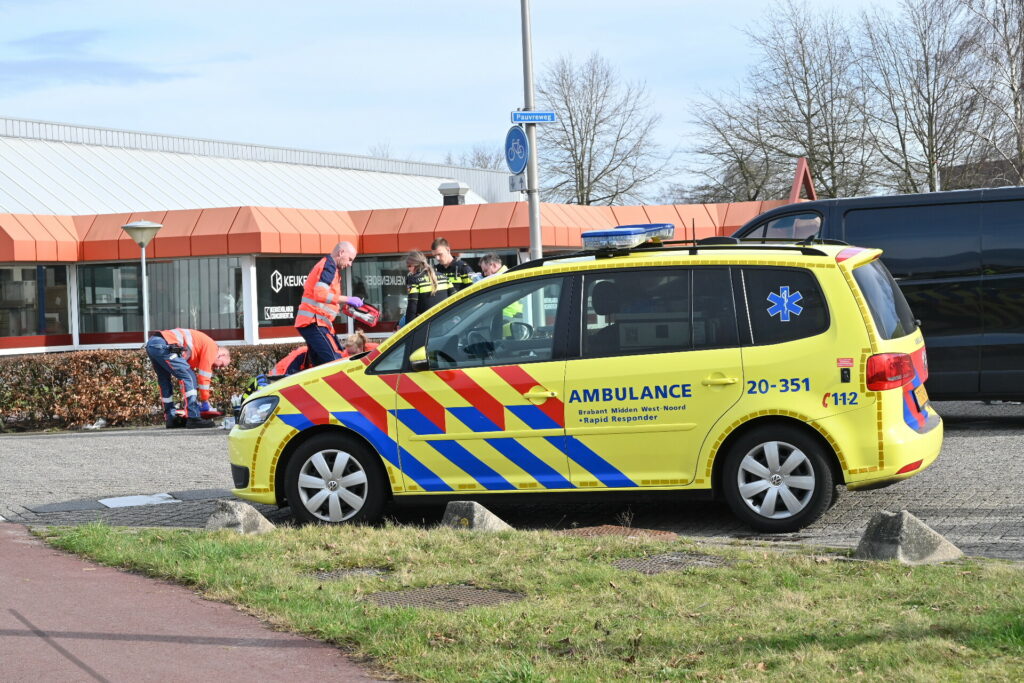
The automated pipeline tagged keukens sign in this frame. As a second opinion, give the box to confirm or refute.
[270,270,306,293]
[257,257,320,328]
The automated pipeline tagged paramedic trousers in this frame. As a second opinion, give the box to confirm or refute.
[145,335,201,419]
[297,324,341,367]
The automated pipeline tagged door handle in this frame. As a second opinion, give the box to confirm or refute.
[524,390,558,399]
[701,376,738,386]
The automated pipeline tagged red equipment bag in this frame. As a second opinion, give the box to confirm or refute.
[341,302,381,328]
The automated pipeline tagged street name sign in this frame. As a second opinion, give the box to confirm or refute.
[511,111,557,124]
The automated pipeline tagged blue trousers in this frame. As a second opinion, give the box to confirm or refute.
[146,336,201,419]
[297,324,341,367]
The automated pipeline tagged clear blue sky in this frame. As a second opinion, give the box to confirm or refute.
[0,0,871,185]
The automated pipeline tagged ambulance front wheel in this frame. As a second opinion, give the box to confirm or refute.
[721,425,833,533]
[285,433,386,525]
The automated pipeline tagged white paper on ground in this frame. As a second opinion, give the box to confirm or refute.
[98,493,180,508]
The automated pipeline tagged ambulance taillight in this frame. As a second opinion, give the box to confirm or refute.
[865,353,915,391]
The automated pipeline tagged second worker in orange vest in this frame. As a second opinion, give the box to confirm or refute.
[294,241,361,367]
[145,328,231,428]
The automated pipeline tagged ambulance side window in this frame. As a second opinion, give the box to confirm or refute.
[693,268,739,349]
[370,340,407,374]
[742,267,829,345]
[424,276,565,369]
[582,269,689,358]
[581,268,737,359]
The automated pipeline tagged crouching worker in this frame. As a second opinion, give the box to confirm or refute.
[146,328,231,429]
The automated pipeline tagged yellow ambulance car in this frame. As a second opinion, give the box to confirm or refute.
[229,224,942,532]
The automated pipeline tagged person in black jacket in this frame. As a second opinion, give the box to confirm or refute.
[404,250,453,324]
[430,237,475,291]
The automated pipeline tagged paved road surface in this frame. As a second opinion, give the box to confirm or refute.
[2,402,1021,560]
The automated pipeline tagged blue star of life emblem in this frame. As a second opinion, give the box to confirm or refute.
[766,286,803,322]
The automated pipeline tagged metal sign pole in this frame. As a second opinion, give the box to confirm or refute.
[140,244,150,342]
[520,0,542,261]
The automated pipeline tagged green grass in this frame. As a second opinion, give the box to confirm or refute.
[42,523,1024,681]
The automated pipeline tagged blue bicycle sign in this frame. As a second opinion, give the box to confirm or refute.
[505,126,529,175]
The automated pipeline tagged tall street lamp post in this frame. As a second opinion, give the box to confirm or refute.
[121,221,163,343]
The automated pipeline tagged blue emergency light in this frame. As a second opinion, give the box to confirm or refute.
[581,223,675,250]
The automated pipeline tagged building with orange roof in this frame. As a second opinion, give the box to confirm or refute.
[0,118,811,354]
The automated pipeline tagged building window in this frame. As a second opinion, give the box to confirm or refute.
[78,263,140,335]
[149,257,242,333]
[0,265,69,338]
[79,257,242,341]
[350,251,520,333]
[350,255,408,332]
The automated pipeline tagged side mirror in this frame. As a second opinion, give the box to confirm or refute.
[409,346,429,371]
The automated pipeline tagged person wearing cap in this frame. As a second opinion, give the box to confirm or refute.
[294,241,361,367]
[145,328,230,428]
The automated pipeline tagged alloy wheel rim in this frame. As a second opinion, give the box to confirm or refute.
[736,440,816,520]
[297,449,368,522]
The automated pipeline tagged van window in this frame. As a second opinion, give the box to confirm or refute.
[744,212,821,242]
[583,269,690,357]
[843,204,981,279]
[425,277,564,369]
[852,260,918,340]
[581,268,737,358]
[693,269,738,349]
[742,268,829,345]
[981,200,1024,274]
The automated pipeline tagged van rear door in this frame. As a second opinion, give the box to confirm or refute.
[842,202,982,399]
[980,200,1024,399]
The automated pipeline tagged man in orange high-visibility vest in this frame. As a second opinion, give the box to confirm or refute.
[294,241,361,367]
[145,328,231,428]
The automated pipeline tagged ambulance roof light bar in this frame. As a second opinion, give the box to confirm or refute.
[580,223,675,251]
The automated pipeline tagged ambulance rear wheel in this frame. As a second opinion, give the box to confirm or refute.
[722,425,833,533]
[285,433,386,525]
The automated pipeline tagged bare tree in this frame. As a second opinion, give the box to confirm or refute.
[860,0,981,192]
[961,0,1024,185]
[685,1,876,200]
[367,141,393,159]
[442,144,505,170]
[536,52,672,205]
[745,0,876,198]
[674,92,793,202]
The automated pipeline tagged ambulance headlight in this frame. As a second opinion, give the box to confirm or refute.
[238,396,279,429]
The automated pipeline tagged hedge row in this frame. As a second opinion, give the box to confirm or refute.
[0,343,297,431]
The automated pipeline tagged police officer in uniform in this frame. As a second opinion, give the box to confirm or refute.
[430,237,475,292]
[404,250,453,323]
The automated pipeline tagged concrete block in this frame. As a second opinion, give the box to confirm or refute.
[205,499,276,535]
[441,501,513,532]
[854,509,962,565]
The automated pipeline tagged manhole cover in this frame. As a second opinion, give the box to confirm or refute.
[311,567,388,581]
[365,585,524,611]
[560,525,678,539]
[613,552,733,574]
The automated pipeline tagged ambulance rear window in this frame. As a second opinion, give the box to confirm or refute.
[852,260,917,340]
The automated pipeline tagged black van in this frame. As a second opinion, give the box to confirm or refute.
[732,186,1024,401]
